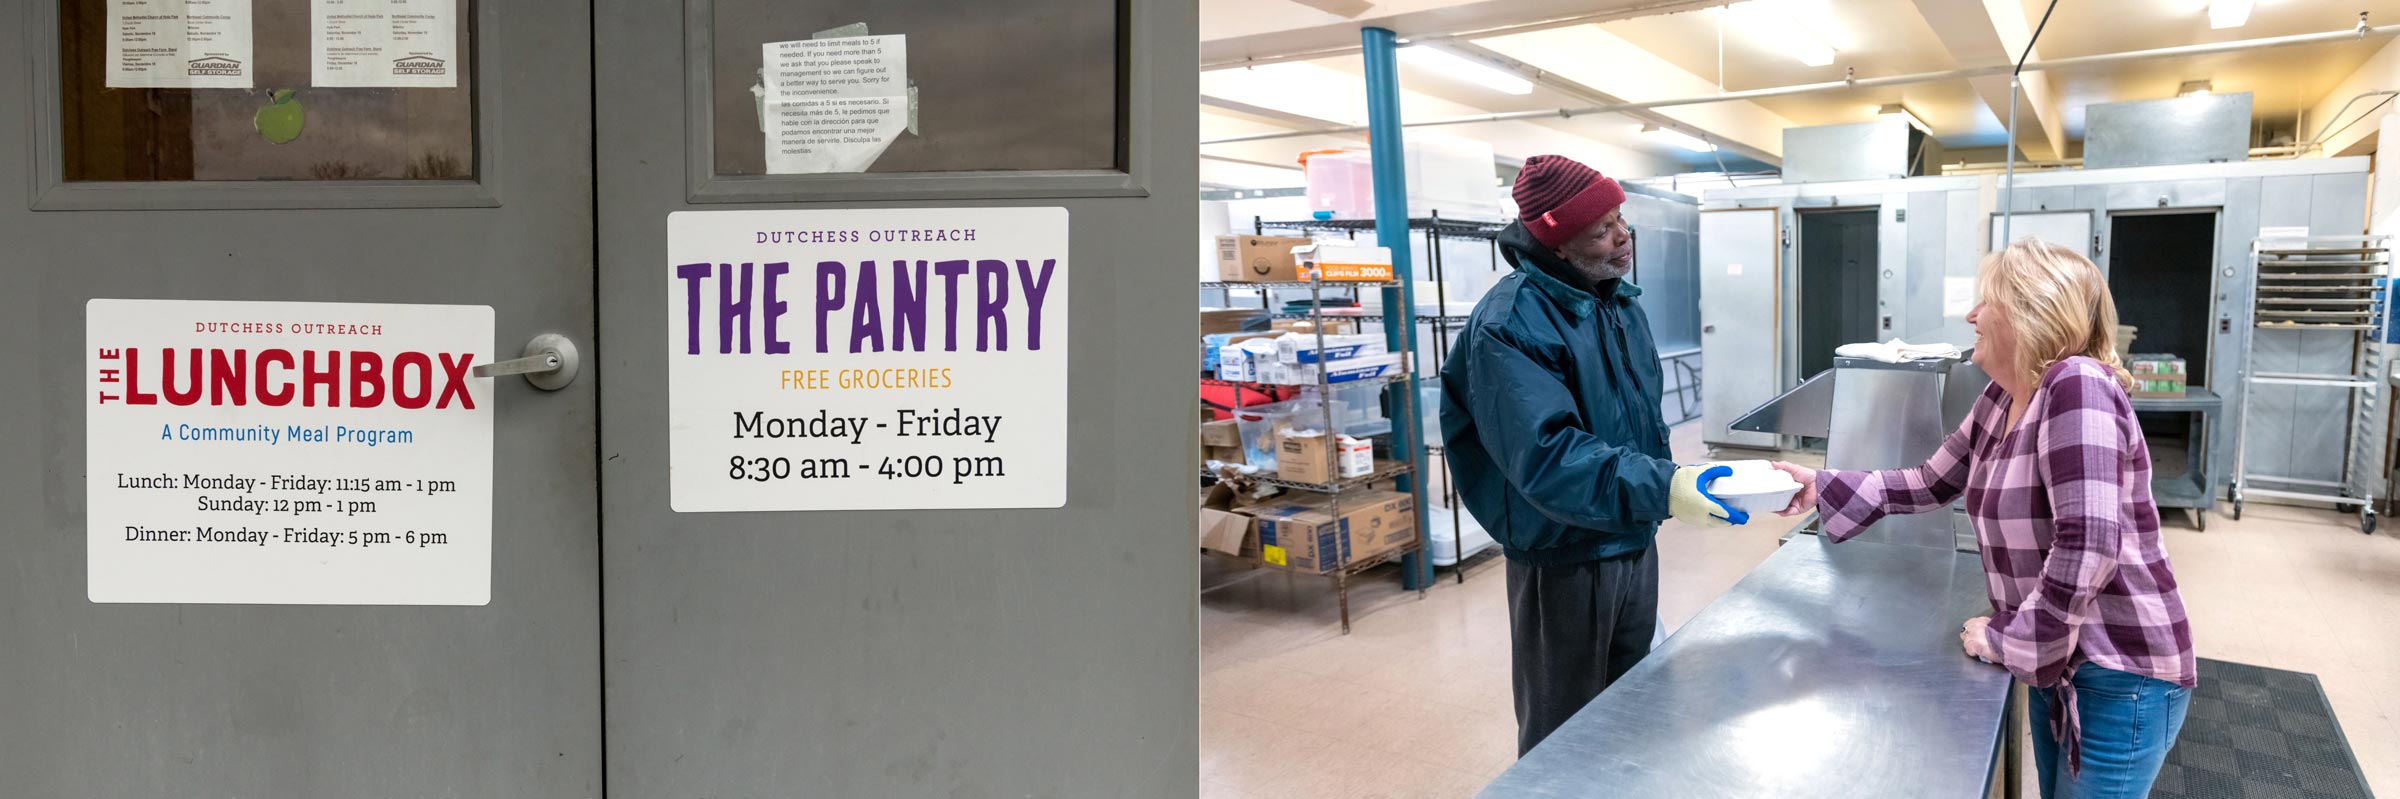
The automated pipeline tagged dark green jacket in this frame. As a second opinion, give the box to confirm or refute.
[1439,222,1675,567]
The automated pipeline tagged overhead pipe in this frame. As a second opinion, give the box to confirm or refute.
[1201,0,1724,71]
[1203,17,2397,147]
[2294,89,2400,155]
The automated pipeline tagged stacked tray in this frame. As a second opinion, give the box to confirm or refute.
[2254,245,2388,330]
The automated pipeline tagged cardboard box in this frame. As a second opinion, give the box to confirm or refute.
[1199,483,1269,556]
[1199,508,1252,556]
[1248,489,1416,573]
[1215,235,1312,282]
[1292,243,1397,282]
[2129,355,2187,398]
[1201,307,1265,336]
[1203,444,1247,465]
[1343,489,1418,558]
[1277,430,1336,485]
[1202,419,1242,448]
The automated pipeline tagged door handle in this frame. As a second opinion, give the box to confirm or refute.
[474,332,580,391]
[1704,325,1717,334]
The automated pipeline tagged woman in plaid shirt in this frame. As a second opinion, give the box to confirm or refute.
[1772,239,2196,799]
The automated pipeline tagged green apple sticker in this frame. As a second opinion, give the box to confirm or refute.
[255,90,304,145]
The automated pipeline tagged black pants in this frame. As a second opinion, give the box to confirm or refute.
[1506,547,1659,756]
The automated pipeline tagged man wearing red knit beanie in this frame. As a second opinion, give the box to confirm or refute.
[1439,154,1746,755]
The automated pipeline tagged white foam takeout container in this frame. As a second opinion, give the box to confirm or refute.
[1702,460,1804,515]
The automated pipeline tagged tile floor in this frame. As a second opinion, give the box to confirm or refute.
[1200,423,2400,798]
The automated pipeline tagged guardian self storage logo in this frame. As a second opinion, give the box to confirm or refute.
[188,56,242,77]
[393,55,447,77]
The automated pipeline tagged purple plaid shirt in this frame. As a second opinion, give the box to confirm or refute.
[1816,356,2195,770]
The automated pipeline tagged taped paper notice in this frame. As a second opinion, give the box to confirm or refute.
[312,0,459,88]
[108,0,255,89]
[761,35,907,174]
[1944,276,1977,318]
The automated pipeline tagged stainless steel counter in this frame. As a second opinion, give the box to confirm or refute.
[1479,536,2012,799]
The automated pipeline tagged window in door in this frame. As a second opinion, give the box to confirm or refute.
[57,0,476,182]
[707,0,1123,176]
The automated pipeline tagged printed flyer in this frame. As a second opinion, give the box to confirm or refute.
[86,300,494,605]
[667,208,1068,512]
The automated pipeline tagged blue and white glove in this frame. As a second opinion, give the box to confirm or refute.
[1669,464,1748,528]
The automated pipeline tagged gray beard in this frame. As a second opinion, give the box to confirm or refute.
[1567,254,1632,285]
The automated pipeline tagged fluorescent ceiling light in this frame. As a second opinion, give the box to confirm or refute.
[2178,80,2213,97]
[1719,2,1839,67]
[1400,45,1534,95]
[1877,103,1929,132]
[1200,62,1370,126]
[1781,39,1837,68]
[2209,0,2251,29]
[1644,126,1716,153]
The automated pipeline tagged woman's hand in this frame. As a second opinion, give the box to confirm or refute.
[1769,461,1819,516]
[1960,616,1999,664]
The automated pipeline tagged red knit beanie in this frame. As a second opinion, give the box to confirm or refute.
[1514,155,1627,250]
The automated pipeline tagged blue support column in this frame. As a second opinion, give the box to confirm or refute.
[1362,27,1436,591]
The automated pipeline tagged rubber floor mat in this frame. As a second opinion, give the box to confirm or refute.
[2149,659,2374,799]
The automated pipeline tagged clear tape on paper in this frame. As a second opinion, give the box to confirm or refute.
[812,23,916,136]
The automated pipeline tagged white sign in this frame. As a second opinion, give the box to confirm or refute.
[667,208,1068,512]
[107,0,255,89]
[312,0,459,88]
[86,300,495,605]
[760,35,908,174]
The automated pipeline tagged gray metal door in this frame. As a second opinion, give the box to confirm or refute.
[1702,208,1784,450]
[2,1,600,797]
[594,2,1199,797]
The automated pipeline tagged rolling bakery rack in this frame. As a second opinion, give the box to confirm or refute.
[2231,234,2391,533]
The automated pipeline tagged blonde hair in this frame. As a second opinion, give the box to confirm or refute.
[1978,237,2136,392]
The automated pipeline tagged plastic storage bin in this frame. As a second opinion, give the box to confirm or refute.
[1304,151,1377,221]
[1231,398,1343,471]
[1421,384,1443,442]
[1300,139,1505,222]
[1328,380,1391,437]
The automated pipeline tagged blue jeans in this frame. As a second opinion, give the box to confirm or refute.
[2028,666,2192,799]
